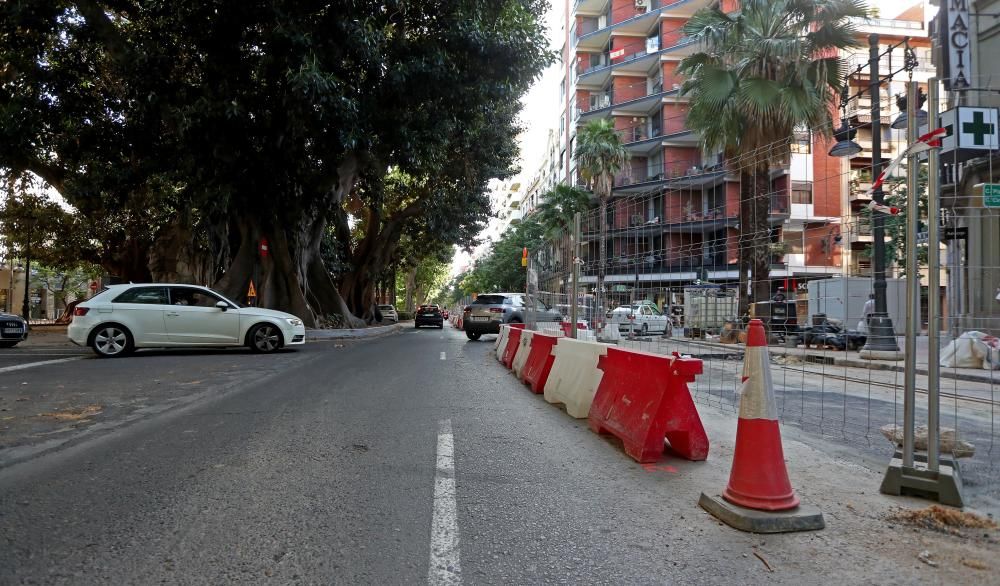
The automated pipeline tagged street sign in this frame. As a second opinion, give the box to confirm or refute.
[609,48,625,60]
[259,238,269,258]
[247,280,257,299]
[984,183,1000,208]
[521,247,527,267]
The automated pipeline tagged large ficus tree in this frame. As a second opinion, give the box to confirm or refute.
[678,0,865,312]
[0,1,552,326]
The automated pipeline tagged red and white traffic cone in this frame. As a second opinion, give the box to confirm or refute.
[699,319,824,532]
[724,319,798,511]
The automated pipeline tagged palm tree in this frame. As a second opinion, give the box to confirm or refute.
[535,184,592,241]
[678,0,865,314]
[574,118,629,325]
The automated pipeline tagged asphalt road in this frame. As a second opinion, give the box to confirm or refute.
[1,326,994,584]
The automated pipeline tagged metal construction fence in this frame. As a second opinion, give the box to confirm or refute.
[519,81,1000,513]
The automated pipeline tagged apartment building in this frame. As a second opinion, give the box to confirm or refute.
[554,0,931,296]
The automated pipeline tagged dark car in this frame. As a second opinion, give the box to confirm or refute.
[462,293,562,340]
[0,312,28,348]
[414,304,444,329]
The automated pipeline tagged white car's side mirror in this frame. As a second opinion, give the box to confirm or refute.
[216,300,229,311]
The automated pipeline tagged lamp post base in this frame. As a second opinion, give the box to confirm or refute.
[859,315,903,360]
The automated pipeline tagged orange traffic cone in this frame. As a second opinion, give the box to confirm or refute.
[723,319,798,511]
[699,319,824,532]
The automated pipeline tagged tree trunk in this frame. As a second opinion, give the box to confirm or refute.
[597,195,607,328]
[404,266,417,312]
[750,168,773,308]
[737,168,773,317]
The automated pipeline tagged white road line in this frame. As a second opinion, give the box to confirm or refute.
[0,357,83,374]
[428,419,461,585]
[440,351,446,361]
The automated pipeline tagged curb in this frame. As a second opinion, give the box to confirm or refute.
[305,321,409,341]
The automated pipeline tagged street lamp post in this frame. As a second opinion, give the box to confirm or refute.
[860,33,903,359]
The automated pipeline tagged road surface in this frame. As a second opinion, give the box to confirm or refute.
[1,326,995,584]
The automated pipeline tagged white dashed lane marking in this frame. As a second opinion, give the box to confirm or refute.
[428,419,461,585]
[0,357,83,373]
[440,352,446,361]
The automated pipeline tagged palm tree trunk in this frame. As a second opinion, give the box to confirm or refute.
[750,167,773,308]
[598,196,607,329]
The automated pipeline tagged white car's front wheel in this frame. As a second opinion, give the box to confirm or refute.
[249,323,283,354]
[91,325,134,358]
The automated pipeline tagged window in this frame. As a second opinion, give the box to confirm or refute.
[790,128,811,154]
[113,286,169,305]
[169,287,226,308]
[473,295,507,305]
[792,183,812,204]
[783,231,805,254]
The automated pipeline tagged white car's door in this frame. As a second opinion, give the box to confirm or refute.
[109,286,171,345]
[646,305,668,332]
[164,287,241,345]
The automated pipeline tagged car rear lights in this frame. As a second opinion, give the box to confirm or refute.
[73,307,90,316]
[489,308,503,313]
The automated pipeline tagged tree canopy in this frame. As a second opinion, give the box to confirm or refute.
[0,1,553,326]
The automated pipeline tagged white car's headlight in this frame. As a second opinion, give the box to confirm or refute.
[286,318,303,327]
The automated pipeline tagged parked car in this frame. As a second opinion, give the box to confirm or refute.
[414,304,443,328]
[607,302,671,335]
[67,284,306,357]
[378,304,399,323]
[0,312,28,348]
[462,293,562,340]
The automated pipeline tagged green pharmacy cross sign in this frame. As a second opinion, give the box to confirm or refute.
[940,107,1000,153]
[962,111,995,146]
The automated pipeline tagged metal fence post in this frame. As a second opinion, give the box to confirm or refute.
[902,80,919,469]
[926,79,941,473]
[571,212,580,339]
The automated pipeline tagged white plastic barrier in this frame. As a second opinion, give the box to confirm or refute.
[511,330,534,378]
[598,324,622,342]
[538,323,563,334]
[575,330,597,342]
[543,337,612,418]
[495,325,511,360]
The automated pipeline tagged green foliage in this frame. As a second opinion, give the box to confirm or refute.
[0,1,555,316]
[678,0,866,163]
[534,185,593,241]
[460,217,544,294]
[0,177,100,271]
[574,119,629,201]
[859,172,929,276]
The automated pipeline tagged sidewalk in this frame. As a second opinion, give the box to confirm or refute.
[621,334,999,386]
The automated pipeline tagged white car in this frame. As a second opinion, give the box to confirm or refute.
[378,304,399,323]
[607,303,672,335]
[67,284,307,357]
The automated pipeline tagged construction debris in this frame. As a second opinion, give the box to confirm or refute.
[39,404,103,422]
[880,424,976,458]
[889,505,997,536]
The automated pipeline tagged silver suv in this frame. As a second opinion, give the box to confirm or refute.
[462,293,562,340]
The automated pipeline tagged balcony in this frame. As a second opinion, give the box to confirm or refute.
[577,39,697,87]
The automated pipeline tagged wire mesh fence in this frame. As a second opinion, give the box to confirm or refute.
[520,84,1000,511]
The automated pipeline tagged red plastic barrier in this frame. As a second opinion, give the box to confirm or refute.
[559,322,588,336]
[501,326,524,369]
[520,332,561,393]
[588,348,708,463]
